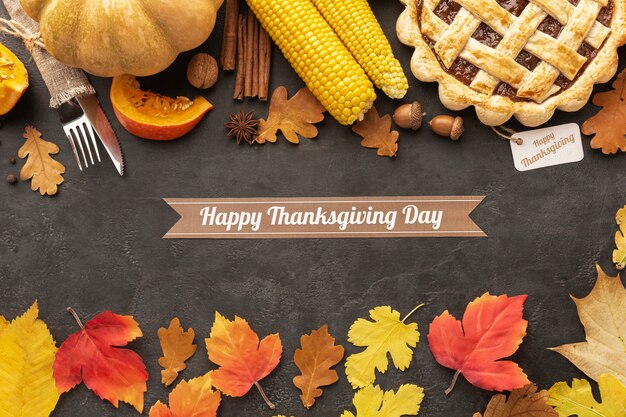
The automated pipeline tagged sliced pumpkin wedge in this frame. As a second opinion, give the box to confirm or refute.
[0,42,29,116]
[110,74,213,140]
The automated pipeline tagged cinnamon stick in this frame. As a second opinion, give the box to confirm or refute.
[220,0,240,71]
[258,28,271,101]
[251,15,260,98]
[233,14,246,100]
[245,12,257,98]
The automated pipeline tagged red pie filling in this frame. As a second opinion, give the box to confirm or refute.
[419,0,614,100]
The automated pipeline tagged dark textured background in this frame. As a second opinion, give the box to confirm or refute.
[0,1,625,416]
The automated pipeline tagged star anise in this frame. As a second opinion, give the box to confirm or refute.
[225,110,259,145]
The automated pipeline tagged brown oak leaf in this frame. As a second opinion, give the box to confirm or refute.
[158,318,197,387]
[352,107,399,158]
[293,325,344,409]
[18,126,65,196]
[582,69,626,155]
[473,384,558,417]
[256,86,326,144]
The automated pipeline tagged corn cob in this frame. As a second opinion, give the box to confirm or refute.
[312,0,409,99]
[246,0,376,125]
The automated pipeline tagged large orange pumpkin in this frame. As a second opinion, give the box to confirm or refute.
[0,42,28,116]
[19,0,224,77]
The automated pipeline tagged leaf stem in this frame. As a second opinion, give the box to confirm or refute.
[445,370,461,395]
[402,303,425,323]
[254,381,275,409]
[67,307,84,329]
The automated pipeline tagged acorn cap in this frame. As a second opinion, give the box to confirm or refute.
[409,101,423,131]
[450,116,464,141]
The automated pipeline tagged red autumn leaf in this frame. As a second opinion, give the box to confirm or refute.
[205,312,282,409]
[427,293,530,394]
[53,310,148,412]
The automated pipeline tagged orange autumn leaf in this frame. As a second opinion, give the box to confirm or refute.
[18,125,65,196]
[158,318,197,387]
[256,86,326,144]
[352,107,399,158]
[293,325,344,409]
[53,310,148,412]
[149,373,221,417]
[205,312,282,409]
[428,293,529,394]
[582,69,626,155]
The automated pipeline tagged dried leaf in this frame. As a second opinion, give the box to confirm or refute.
[428,293,529,394]
[581,69,626,154]
[53,311,148,412]
[256,86,326,144]
[205,312,282,408]
[548,374,626,417]
[473,384,558,417]
[148,373,221,417]
[352,107,399,158]
[158,317,197,387]
[549,265,626,386]
[340,384,424,417]
[345,306,421,389]
[18,126,65,196]
[614,206,626,270]
[293,324,344,409]
[0,301,60,417]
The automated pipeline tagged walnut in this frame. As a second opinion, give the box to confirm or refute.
[187,53,218,90]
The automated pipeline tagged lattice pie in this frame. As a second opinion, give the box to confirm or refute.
[397,0,626,126]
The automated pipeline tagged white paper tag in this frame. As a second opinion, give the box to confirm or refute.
[510,123,584,172]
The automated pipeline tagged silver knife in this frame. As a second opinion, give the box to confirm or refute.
[76,95,125,176]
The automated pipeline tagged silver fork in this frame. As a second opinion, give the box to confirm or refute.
[59,98,101,170]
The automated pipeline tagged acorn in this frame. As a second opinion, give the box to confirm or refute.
[393,101,423,131]
[430,115,464,141]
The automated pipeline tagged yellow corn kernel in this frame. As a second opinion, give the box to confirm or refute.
[246,0,376,125]
[312,0,409,99]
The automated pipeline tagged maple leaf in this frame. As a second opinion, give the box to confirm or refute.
[614,206,626,270]
[340,384,424,417]
[205,312,282,409]
[158,317,197,387]
[18,125,65,196]
[293,324,344,409]
[549,265,626,386]
[427,293,529,394]
[256,86,326,144]
[148,373,221,417]
[473,384,558,417]
[0,301,60,417]
[0,315,7,332]
[352,107,399,158]
[345,305,422,389]
[548,374,626,417]
[581,69,626,155]
[53,309,148,413]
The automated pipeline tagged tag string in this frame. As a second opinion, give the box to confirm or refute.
[491,125,523,145]
[0,18,46,54]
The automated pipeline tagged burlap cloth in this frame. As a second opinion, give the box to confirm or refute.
[1,0,95,108]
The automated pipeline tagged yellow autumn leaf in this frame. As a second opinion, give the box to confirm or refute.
[548,374,626,417]
[0,315,7,332]
[340,384,424,417]
[0,301,60,417]
[345,305,421,389]
[549,265,626,386]
[614,206,626,270]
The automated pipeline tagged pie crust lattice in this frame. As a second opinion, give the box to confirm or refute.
[397,0,626,126]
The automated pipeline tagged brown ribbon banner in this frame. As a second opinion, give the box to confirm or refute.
[163,196,486,239]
